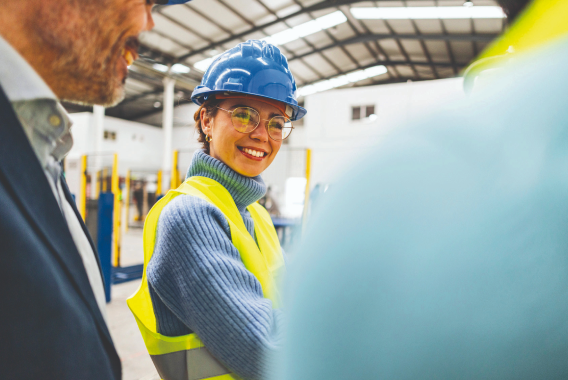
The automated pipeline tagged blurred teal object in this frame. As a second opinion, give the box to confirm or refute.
[278,38,568,380]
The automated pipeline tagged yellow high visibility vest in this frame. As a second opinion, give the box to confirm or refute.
[127,176,284,380]
[479,0,568,60]
[464,0,568,90]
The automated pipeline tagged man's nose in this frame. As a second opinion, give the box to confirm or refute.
[144,6,155,31]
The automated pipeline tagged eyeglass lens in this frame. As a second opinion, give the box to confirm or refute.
[231,107,293,141]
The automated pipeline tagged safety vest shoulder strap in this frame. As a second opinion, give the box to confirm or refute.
[176,176,249,233]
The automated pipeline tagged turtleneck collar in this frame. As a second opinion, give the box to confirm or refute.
[186,150,267,212]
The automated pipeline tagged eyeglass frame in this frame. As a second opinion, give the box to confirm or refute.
[215,105,294,141]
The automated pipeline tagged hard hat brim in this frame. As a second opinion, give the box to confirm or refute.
[154,0,192,5]
[192,90,307,121]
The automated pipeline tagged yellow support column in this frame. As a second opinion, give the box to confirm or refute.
[111,154,120,267]
[171,150,179,189]
[93,170,101,200]
[302,148,312,228]
[157,170,162,196]
[124,170,131,233]
[79,155,87,221]
[102,168,108,193]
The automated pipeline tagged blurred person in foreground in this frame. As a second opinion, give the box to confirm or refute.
[0,0,191,378]
[277,0,568,379]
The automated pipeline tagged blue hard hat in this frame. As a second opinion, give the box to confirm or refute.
[191,39,307,121]
[155,0,192,5]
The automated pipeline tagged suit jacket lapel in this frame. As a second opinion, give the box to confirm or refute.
[60,175,104,276]
[0,85,113,346]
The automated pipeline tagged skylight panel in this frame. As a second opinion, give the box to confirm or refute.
[152,63,169,72]
[171,64,191,74]
[263,11,347,46]
[350,6,505,20]
[193,11,348,73]
[297,65,388,97]
[194,57,218,72]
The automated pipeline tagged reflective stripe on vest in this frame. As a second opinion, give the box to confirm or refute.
[127,176,284,380]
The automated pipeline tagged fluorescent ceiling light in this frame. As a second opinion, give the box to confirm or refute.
[193,11,347,72]
[194,56,218,72]
[264,11,346,46]
[313,80,334,92]
[171,63,191,74]
[152,63,169,72]
[297,65,388,97]
[328,75,350,88]
[346,70,368,82]
[350,6,505,20]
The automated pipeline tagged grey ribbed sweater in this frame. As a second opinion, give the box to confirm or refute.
[146,150,284,380]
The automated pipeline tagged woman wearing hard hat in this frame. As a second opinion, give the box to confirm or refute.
[128,39,306,380]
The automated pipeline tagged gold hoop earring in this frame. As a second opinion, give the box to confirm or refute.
[205,134,212,142]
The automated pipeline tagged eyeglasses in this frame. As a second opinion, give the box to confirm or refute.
[216,106,294,141]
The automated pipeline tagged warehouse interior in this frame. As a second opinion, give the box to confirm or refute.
[12,0,563,377]
[54,1,511,379]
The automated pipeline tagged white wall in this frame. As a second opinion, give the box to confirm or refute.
[64,78,465,214]
[68,112,164,175]
[136,102,199,128]
[303,78,465,188]
[172,124,203,179]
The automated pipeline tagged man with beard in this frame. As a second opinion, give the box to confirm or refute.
[277,0,568,379]
[0,0,192,378]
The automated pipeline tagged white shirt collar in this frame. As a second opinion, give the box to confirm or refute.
[0,34,73,166]
[0,34,57,102]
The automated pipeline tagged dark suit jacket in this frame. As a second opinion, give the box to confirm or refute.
[0,86,121,379]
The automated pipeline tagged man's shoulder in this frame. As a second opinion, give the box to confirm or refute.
[360,38,568,191]
[305,38,568,259]
[0,168,121,380]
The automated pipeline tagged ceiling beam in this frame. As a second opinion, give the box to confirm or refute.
[176,0,458,62]
[352,76,431,87]
[138,42,176,64]
[117,90,164,107]
[290,33,498,62]
[129,98,194,122]
[128,60,201,91]
[297,60,463,89]
[176,0,370,62]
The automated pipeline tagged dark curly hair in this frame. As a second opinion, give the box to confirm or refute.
[193,97,223,154]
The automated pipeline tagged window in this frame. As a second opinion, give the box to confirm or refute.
[104,130,116,140]
[352,104,377,121]
[352,106,361,120]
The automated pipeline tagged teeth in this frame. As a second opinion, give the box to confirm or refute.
[123,49,134,66]
[244,148,264,157]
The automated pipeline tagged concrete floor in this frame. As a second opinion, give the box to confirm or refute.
[107,228,160,380]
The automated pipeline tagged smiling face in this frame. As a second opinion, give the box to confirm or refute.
[201,98,285,177]
[3,0,155,106]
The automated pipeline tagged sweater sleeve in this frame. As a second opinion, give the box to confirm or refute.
[146,194,284,380]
